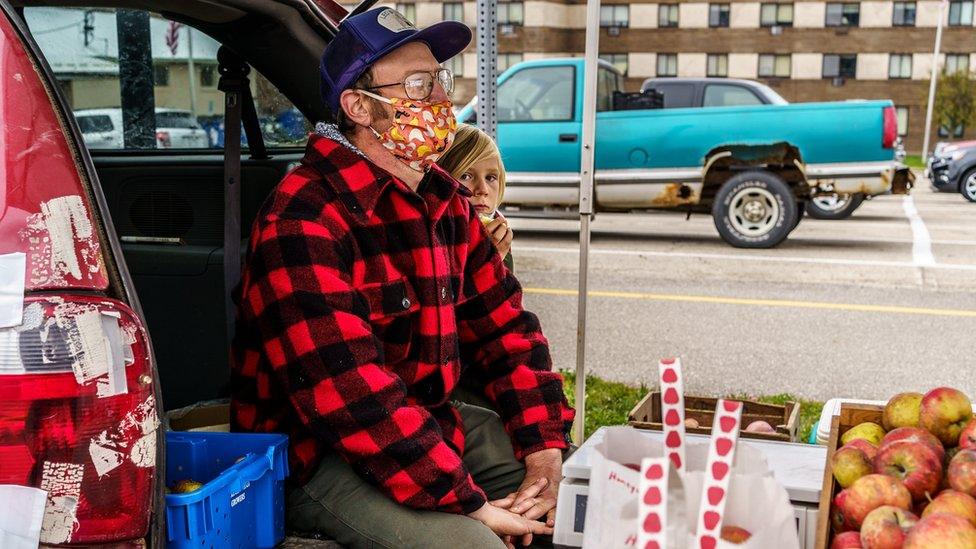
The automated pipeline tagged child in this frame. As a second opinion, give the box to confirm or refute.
[437,124,515,271]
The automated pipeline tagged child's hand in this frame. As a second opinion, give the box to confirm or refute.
[484,212,513,258]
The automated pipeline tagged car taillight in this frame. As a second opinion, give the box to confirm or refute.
[0,295,157,545]
[156,131,171,148]
[882,106,898,149]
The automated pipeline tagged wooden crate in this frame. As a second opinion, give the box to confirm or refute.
[627,392,800,443]
[813,402,885,549]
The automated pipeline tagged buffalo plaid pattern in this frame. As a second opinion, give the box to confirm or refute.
[231,133,575,514]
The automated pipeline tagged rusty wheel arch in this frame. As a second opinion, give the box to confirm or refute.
[699,142,809,204]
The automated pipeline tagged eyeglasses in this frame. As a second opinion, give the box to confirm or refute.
[363,68,454,101]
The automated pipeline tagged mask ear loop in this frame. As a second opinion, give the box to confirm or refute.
[357,89,396,137]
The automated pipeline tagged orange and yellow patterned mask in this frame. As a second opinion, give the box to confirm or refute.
[360,90,457,172]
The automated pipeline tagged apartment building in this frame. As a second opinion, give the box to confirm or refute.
[384,0,976,152]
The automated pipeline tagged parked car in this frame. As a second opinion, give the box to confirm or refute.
[458,60,913,248]
[928,141,976,202]
[74,107,210,149]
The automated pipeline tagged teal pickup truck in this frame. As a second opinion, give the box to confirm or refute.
[457,59,914,248]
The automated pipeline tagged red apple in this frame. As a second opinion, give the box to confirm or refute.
[745,420,775,433]
[874,440,943,501]
[904,512,976,548]
[860,505,918,549]
[843,474,912,528]
[949,449,976,497]
[920,387,973,446]
[922,490,976,527]
[684,418,700,428]
[884,392,923,431]
[834,446,874,488]
[833,489,857,533]
[881,427,946,461]
[845,438,880,461]
[719,525,751,543]
[830,531,863,548]
[960,419,976,450]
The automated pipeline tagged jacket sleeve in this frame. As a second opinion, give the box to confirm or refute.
[241,213,486,514]
[455,214,576,460]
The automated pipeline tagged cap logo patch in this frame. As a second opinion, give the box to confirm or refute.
[377,9,415,32]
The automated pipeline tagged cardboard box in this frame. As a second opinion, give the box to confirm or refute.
[628,392,799,443]
[166,399,230,432]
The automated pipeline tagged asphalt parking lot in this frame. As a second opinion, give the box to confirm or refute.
[507,181,976,402]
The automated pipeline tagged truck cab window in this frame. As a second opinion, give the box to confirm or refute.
[649,83,696,108]
[497,65,574,122]
[703,85,764,107]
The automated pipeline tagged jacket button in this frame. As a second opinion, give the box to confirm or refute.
[441,287,448,301]
[402,297,411,309]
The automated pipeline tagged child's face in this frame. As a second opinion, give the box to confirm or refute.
[457,155,502,215]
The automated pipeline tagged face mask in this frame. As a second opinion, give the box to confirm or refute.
[360,90,457,172]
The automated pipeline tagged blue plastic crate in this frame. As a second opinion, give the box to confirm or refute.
[165,431,289,548]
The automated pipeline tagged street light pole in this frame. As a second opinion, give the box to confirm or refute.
[922,0,946,160]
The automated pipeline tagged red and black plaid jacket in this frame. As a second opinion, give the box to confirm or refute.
[231,131,575,514]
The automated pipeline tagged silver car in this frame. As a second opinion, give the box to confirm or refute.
[74,107,210,149]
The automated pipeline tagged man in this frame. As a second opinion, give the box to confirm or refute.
[230,7,575,548]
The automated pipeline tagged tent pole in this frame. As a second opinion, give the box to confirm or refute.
[573,0,601,444]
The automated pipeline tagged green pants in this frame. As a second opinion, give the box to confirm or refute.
[286,402,550,549]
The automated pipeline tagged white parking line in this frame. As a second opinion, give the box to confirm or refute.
[514,245,976,271]
[902,196,936,267]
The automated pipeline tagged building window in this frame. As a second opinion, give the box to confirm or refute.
[822,54,857,78]
[657,53,678,76]
[945,54,970,74]
[709,4,730,27]
[600,5,629,27]
[760,3,794,27]
[199,65,216,87]
[758,54,791,77]
[443,2,463,21]
[395,3,416,23]
[498,1,524,25]
[949,1,974,25]
[892,2,916,26]
[889,54,912,79]
[707,54,728,77]
[153,64,170,87]
[443,55,464,78]
[825,3,860,26]
[497,53,523,72]
[658,4,679,27]
[600,53,629,76]
[895,106,909,136]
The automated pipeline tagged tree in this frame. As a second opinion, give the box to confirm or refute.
[932,70,976,136]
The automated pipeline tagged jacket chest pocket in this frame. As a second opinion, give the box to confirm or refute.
[358,278,420,365]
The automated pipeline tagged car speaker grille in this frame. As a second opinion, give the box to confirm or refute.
[118,177,223,244]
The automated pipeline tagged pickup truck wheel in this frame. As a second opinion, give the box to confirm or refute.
[805,193,865,219]
[962,170,976,202]
[712,171,797,248]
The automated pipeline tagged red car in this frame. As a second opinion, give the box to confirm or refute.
[0,0,351,546]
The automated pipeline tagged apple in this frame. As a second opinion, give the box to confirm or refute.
[842,422,887,447]
[873,440,942,501]
[881,427,945,461]
[949,449,976,497]
[745,420,775,433]
[684,418,700,428]
[833,489,857,533]
[922,490,976,527]
[919,387,973,446]
[719,525,751,543]
[884,392,924,431]
[842,474,912,528]
[904,512,976,548]
[845,438,880,461]
[172,479,204,493]
[860,505,918,549]
[960,419,976,450]
[830,531,863,548]
[833,446,874,488]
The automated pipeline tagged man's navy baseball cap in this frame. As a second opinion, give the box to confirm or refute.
[320,8,471,112]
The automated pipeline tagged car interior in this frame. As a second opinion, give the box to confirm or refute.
[15,0,344,410]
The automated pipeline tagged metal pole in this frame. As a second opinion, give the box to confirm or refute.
[475,0,497,140]
[573,0,601,444]
[922,1,945,160]
[187,26,198,117]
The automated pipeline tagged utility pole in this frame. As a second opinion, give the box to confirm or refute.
[186,26,198,117]
[922,0,946,160]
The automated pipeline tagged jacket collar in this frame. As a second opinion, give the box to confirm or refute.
[304,126,467,225]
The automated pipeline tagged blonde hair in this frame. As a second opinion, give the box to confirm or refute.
[437,124,506,206]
